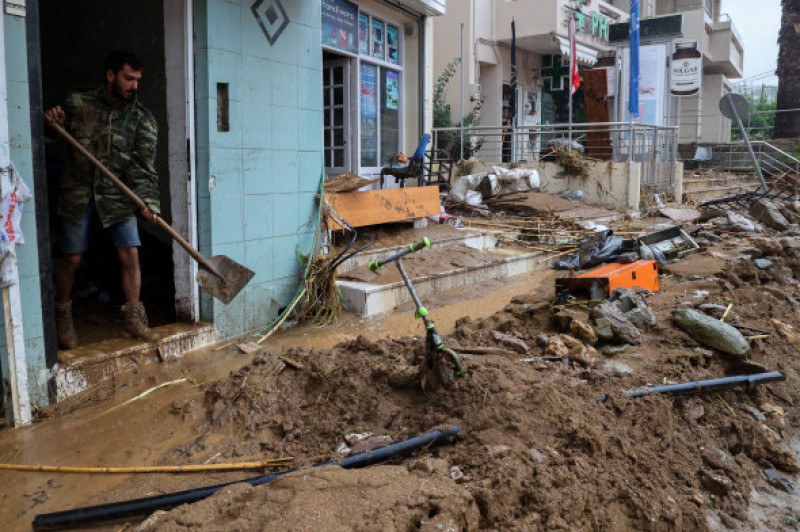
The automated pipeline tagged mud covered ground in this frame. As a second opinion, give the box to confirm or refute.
[3,210,800,531]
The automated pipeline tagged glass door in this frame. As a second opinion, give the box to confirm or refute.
[323,59,351,177]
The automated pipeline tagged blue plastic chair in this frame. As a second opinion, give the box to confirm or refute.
[380,133,431,188]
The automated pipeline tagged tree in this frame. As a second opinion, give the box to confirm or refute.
[432,58,483,161]
[774,0,800,138]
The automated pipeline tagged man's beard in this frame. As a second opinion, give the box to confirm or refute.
[113,78,137,102]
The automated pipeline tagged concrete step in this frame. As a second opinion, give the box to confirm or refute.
[683,185,760,204]
[337,233,547,317]
[55,322,218,402]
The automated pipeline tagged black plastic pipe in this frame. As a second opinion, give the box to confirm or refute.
[32,425,461,531]
[595,371,785,402]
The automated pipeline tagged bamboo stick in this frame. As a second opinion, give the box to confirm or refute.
[0,458,294,474]
[537,248,576,262]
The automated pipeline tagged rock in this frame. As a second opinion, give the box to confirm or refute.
[771,319,800,347]
[609,287,657,328]
[492,330,529,353]
[535,334,549,347]
[732,403,766,422]
[528,448,547,464]
[599,360,633,376]
[672,308,750,356]
[735,246,763,259]
[700,470,733,495]
[349,435,394,455]
[763,468,794,493]
[751,236,783,255]
[410,457,450,475]
[600,344,629,356]
[545,334,597,367]
[552,309,584,330]
[486,444,511,457]
[749,423,800,473]
[591,302,642,345]
[778,236,800,249]
[701,447,737,473]
[725,212,756,233]
[753,258,773,270]
[760,403,786,428]
[749,199,790,230]
[569,319,598,346]
[592,316,614,342]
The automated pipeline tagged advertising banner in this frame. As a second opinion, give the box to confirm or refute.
[322,0,358,54]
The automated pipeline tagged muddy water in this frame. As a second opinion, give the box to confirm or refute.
[0,270,552,531]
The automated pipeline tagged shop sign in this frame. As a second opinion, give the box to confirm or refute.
[566,1,613,41]
[322,0,358,54]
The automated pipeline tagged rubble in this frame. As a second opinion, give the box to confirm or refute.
[748,199,790,231]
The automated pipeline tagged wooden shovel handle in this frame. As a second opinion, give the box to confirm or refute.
[46,119,218,275]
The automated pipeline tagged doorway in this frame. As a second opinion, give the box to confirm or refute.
[37,0,194,353]
[323,53,352,177]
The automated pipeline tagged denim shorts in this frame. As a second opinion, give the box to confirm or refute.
[61,201,140,254]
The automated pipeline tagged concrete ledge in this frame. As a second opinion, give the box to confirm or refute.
[338,250,547,317]
[55,323,217,402]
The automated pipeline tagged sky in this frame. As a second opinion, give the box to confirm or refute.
[722,0,781,86]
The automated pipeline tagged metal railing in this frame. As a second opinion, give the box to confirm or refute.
[431,121,678,195]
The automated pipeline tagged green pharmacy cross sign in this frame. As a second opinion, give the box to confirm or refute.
[541,54,570,92]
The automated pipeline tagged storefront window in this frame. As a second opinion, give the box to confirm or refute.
[380,68,400,162]
[386,25,400,64]
[371,19,384,60]
[358,13,369,55]
[360,62,378,167]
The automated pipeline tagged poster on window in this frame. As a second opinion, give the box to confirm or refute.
[358,13,369,55]
[360,63,378,166]
[371,19,384,60]
[386,25,400,64]
[321,0,358,54]
[385,70,399,110]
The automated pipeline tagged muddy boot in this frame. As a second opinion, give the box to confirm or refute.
[55,301,79,350]
[122,301,160,342]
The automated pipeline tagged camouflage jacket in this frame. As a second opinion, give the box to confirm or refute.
[57,86,160,228]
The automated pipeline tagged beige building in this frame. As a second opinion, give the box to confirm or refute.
[431,0,743,149]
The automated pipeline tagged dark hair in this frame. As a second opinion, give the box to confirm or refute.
[104,50,143,75]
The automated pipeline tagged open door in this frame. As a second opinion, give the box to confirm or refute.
[323,57,352,178]
[37,0,197,356]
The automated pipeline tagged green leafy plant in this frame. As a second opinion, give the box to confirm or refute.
[433,58,484,161]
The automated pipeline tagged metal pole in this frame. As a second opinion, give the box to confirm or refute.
[459,22,464,161]
[727,94,768,192]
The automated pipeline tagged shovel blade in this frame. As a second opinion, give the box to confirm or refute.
[196,255,255,304]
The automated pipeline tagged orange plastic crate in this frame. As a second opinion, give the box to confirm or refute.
[555,260,659,300]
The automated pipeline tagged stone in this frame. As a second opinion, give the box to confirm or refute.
[749,199,790,231]
[591,302,643,345]
[753,258,773,270]
[592,317,614,342]
[700,470,733,495]
[732,403,766,422]
[492,330,529,354]
[771,319,800,347]
[735,246,762,259]
[600,344,629,356]
[535,334,549,347]
[725,212,756,233]
[599,360,633,375]
[609,287,657,328]
[671,307,750,356]
[763,468,794,493]
[569,319,598,345]
[545,334,597,367]
[751,237,783,255]
[778,236,800,249]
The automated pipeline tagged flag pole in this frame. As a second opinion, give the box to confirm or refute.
[568,14,574,152]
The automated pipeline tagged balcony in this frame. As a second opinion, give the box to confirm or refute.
[397,0,445,17]
[705,14,744,78]
[493,0,624,57]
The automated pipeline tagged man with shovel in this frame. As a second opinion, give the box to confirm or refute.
[45,50,161,349]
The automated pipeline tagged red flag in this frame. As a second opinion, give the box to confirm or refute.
[569,15,580,96]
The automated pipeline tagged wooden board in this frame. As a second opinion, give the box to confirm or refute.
[583,69,612,160]
[326,186,441,230]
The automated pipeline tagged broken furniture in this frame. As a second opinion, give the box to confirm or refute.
[325,185,441,230]
[638,225,699,260]
[555,260,660,301]
[380,133,430,188]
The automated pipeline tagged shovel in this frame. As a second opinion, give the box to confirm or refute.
[47,119,255,304]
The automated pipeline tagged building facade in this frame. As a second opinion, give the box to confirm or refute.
[1,0,444,420]
[431,0,742,152]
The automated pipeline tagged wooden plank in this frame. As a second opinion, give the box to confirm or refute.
[583,69,612,160]
[326,186,441,230]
